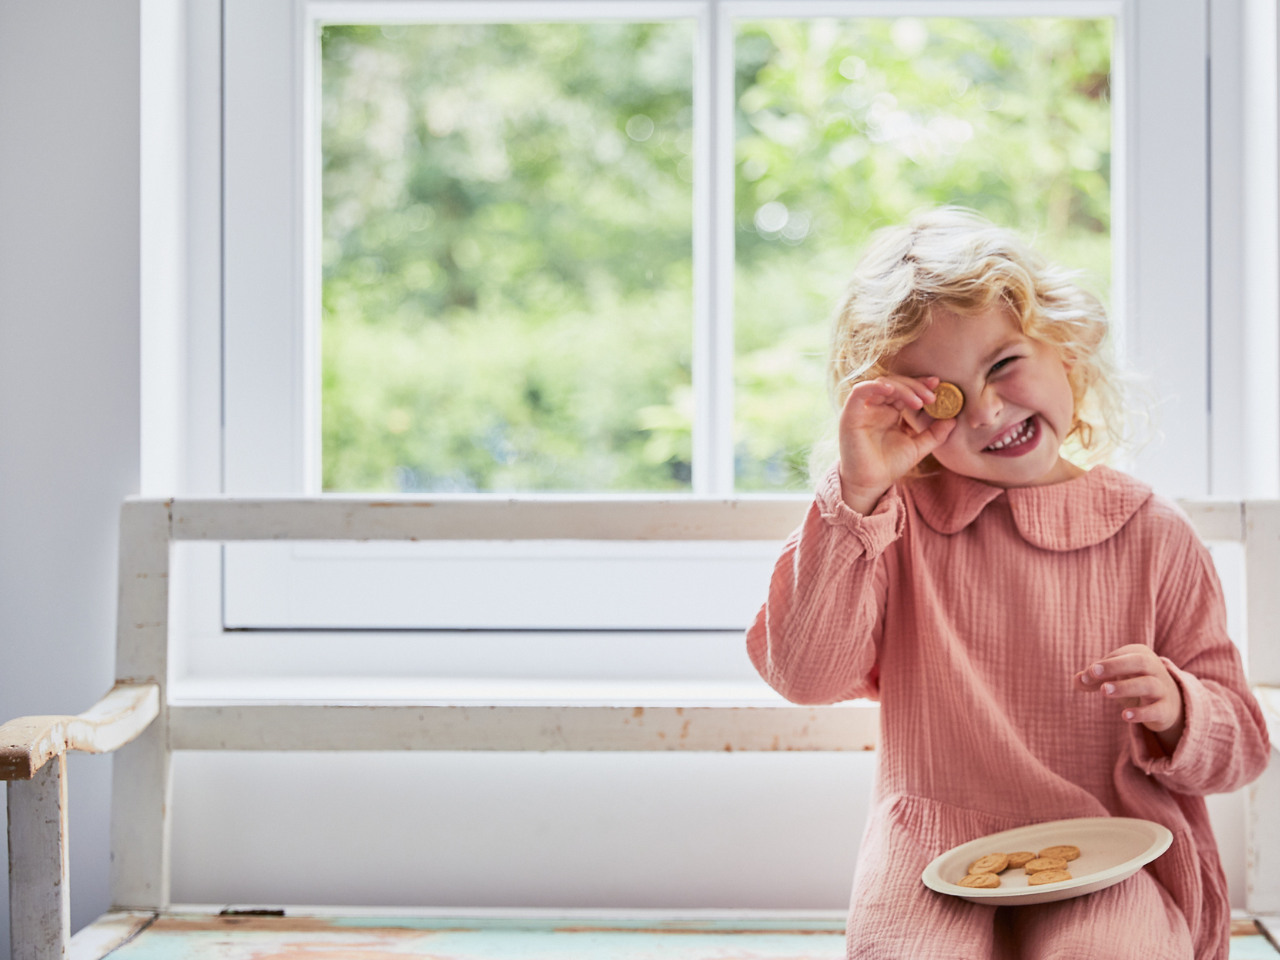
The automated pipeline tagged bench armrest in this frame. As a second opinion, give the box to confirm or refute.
[1258,685,1280,752]
[0,682,160,780]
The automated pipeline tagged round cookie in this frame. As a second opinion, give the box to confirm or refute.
[1037,845,1080,862]
[1005,852,1036,869]
[1028,869,1073,886]
[967,853,1009,875]
[958,873,1001,889]
[1024,857,1068,875]
[922,381,964,419]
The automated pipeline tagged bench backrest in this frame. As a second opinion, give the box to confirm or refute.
[107,496,1280,913]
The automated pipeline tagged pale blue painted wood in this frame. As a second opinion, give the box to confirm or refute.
[107,915,848,960]
[96,914,1280,960]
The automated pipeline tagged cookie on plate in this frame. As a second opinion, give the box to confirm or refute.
[1005,852,1036,869]
[1028,869,1072,886]
[1037,845,1080,862]
[968,853,1009,875]
[1024,857,1068,874]
[958,873,1001,889]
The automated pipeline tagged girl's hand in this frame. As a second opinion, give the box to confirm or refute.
[1074,644,1186,753]
[838,375,957,514]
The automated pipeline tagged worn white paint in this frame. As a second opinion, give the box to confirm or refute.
[1246,720,1280,915]
[1246,504,1280,686]
[167,702,879,753]
[153,496,1244,544]
[7,756,69,960]
[0,686,159,781]
[169,497,811,543]
[109,500,172,912]
[67,913,153,960]
[3,492,1275,959]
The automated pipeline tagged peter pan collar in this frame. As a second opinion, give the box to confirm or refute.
[906,464,1153,551]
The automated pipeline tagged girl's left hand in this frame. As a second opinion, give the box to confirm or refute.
[1073,643,1186,754]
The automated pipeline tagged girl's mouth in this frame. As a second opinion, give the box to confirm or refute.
[983,416,1040,457]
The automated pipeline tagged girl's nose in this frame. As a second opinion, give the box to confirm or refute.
[965,385,1002,429]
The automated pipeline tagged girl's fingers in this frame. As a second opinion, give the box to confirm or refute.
[915,415,957,453]
[1101,676,1163,700]
[1119,702,1175,727]
[860,375,937,407]
[1081,652,1156,683]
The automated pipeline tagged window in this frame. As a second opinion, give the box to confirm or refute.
[201,0,1208,658]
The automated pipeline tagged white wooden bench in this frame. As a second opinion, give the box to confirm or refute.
[4,495,1279,960]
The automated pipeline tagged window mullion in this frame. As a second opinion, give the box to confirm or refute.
[694,0,738,496]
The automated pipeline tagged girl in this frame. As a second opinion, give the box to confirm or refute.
[747,208,1270,960]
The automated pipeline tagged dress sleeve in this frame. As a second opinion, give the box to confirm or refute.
[746,465,903,705]
[1128,516,1271,795]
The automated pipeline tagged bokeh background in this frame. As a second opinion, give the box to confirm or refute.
[319,17,1112,493]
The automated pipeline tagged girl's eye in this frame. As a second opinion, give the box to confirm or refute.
[989,356,1019,375]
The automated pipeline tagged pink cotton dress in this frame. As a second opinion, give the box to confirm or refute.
[747,464,1270,960]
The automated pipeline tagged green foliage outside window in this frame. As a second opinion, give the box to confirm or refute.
[320,18,1111,493]
[733,18,1112,489]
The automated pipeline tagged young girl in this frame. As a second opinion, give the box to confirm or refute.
[747,208,1270,960]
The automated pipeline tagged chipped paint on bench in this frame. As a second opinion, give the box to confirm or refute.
[96,914,850,960]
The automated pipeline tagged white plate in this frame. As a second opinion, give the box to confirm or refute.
[921,817,1173,905]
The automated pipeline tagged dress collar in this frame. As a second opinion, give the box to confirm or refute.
[906,464,1153,551]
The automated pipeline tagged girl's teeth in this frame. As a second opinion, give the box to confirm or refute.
[988,418,1033,450]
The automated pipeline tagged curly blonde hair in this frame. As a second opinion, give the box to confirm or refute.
[828,207,1140,468]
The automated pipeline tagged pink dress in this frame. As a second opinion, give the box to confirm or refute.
[747,465,1270,960]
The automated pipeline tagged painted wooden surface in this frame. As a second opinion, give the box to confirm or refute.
[7,755,70,960]
[111,499,173,911]
[67,912,1280,960]
[141,495,1244,544]
[0,684,159,781]
[1249,687,1280,916]
[168,496,813,542]
[1247,503,1280,685]
[168,702,879,752]
[67,913,152,960]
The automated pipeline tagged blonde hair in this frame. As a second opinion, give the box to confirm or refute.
[828,207,1140,469]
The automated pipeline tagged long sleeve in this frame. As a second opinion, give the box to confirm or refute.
[1128,513,1271,795]
[746,466,903,705]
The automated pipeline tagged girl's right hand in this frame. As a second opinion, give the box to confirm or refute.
[837,375,957,514]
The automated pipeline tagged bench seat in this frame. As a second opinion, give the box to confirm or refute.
[68,911,1280,960]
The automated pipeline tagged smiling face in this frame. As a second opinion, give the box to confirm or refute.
[888,302,1083,488]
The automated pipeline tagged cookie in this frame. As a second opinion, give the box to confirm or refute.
[1005,852,1036,869]
[1037,845,1080,862]
[1028,868,1072,885]
[1024,857,1068,875]
[967,853,1009,875]
[922,381,964,419]
[958,873,1001,889]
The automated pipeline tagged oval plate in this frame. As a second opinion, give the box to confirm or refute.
[922,816,1173,905]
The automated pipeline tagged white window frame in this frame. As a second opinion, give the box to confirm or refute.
[162,0,1259,668]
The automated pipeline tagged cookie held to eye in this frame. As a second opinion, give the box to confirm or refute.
[958,873,1001,888]
[922,381,964,419]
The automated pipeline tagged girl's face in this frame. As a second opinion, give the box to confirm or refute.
[888,302,1083,488]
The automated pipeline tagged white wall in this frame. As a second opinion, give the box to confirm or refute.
[0,2,141,957]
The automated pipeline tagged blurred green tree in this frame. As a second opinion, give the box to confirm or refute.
[733,18,1112,489]
[320,17,1111,493]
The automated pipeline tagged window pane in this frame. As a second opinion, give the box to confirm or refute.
[321,23,694,492]
[734,18,1113,491]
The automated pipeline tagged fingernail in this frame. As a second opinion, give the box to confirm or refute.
[1103,683,1115,695]
[1123,710,1134,720]
[1091,664,1104,677]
